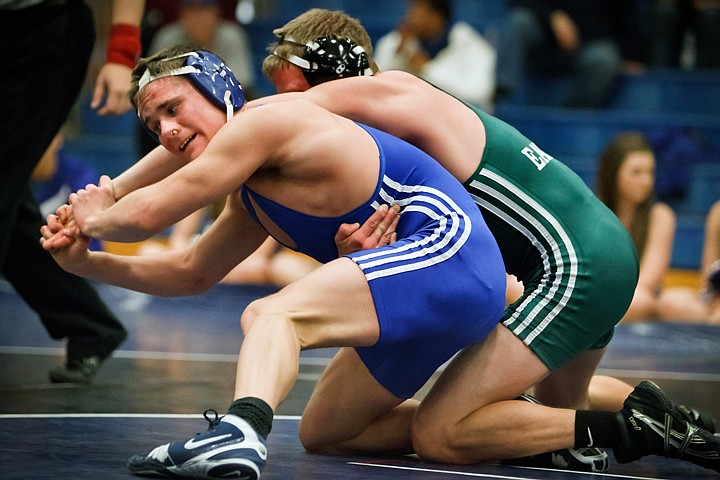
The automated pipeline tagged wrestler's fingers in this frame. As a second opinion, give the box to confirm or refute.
[368,204,389,232]
[40,228,63,250]
[56,204,70,223]
[377,205,400,237]
[377,208,401,247]
[45,214,62,233]
[40,224,54,240]
[334,222,361,244]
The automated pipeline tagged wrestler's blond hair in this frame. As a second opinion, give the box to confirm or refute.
[261,8,378,79]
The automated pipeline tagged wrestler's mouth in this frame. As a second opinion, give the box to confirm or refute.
[180,133,197,152]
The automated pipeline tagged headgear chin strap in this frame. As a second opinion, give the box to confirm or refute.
[273,36,372,86]
[138,51,245,123]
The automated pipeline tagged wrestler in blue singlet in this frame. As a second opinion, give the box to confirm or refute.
[242,124,506,398]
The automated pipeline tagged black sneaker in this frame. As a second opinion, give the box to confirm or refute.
[502,394,609,472]
[49,356,103,383]
[615,380,720,473]
[49,330,127,384]
[128,410,267,479]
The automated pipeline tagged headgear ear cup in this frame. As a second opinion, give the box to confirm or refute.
[185,51,245,116]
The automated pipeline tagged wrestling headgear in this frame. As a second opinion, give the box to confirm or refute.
[273,36,372,86]
[138,50,245,122]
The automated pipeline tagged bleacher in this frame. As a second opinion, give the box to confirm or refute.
[65,0,719,270]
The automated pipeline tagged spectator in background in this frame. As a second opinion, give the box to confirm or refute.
[373,0,496,109]
[148,0,256,95]
[494,0,646,109]
[31,132,103,252]
[657,200,720,323]
[596,132,676,322]
[650,0,720,69]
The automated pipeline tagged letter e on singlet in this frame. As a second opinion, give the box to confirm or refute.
[521,142,553,171]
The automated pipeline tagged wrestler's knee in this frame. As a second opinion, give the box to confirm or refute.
[239,299,263,334]
[297,418,334,454]
[239,297,289,334]
[411,414,472,464]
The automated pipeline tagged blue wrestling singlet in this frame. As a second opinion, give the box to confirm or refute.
[241,124,506,398]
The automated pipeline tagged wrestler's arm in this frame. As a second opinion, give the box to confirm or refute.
[250,71,419,139]
[41,199,267,296]
[69,108,280,242]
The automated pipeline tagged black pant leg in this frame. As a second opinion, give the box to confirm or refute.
[0,1,126,357]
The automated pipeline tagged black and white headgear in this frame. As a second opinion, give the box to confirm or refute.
[273,35,372,86]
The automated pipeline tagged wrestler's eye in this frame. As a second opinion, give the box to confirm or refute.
[148,120,160,135]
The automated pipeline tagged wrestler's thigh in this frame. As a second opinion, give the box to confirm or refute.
[299,347,404,447]
[246,257,379,349]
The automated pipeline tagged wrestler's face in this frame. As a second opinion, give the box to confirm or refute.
[617,150,656,205]
[270,64,312,93]
[138,76,225,160]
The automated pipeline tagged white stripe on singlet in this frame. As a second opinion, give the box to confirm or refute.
[470,169,578,344]
[352,175,472,281]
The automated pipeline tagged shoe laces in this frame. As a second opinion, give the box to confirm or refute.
[202,409,222,432]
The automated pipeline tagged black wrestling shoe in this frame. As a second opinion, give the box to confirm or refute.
[678,403,717,433]
[502,393,609,472]
[615,380,720,473]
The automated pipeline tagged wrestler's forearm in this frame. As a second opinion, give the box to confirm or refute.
[112,146,186,199]
[69,248,208,296]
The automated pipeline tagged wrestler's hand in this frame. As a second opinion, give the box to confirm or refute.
[40,214,91,271]
[69,175,116,232]
[335,204,400,255]
[40,206,79,251]
[92,63,133,115]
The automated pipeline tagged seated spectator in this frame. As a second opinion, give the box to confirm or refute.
[596,132,676,322]
[650,0,720,69]
[494,0,646,109]
[657,200,720,323]
[31,131,102,251]
[148,0,256,96]
[373,0,496,109]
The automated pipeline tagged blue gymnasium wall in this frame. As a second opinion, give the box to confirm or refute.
[66,0,718,269]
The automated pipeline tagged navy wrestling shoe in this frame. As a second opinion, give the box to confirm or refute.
[502,394,609,473]
[615,381,720,473]
[128,410,267,479]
